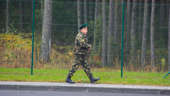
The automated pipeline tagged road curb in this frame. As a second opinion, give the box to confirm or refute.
[0,81,170,95]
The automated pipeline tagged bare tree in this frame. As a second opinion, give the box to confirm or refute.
[130,0,137,65]
[6,0,9,33]
[40,0,52,62]
[150,0,156,68]
[141,0,149,70]
[102,0,107,66]
[107,0,114,66]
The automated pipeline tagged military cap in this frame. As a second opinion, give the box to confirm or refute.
[80,24,88,29]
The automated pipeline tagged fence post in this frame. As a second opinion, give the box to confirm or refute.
[31,0,35,75]
[121,0,126,78]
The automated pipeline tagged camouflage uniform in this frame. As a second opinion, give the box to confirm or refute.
[68,31,92,78]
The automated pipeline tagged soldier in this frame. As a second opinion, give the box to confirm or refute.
[66,24,100,83]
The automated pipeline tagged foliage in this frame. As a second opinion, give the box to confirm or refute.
[0,33,32,67]
[0,34,75,68]
[0,34,32,50]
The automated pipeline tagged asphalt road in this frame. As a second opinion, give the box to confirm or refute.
[0,90,169,96]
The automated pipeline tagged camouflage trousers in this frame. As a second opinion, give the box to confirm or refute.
[68,54,92,78]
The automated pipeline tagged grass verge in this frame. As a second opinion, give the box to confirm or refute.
[0,68,170,86]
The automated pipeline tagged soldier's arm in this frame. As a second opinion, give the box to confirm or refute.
[78,36,91,49]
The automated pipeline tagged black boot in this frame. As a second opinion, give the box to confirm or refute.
[89,74,100,83]
[66,74,75,84]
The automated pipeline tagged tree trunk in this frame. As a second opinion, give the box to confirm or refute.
[77,0,81,31]
[141,0,149,70]
[130,0,137,66]
[102,0,107,66]
[137,0,143,47]
[93,0,99,51]
[40,0,52,63]
[41,0,44,15]
[6,0,9,33]
[19,0,23,32]
[107,0,114,66]
[41,0,44,22]
[150,0,156,68]
[126,0,131,36]
[84,0,87,23]
[168,5,170,72]
[159,0,165,28]
[125,0,131,66]
[113,0,118,58]
[113,0,118,43]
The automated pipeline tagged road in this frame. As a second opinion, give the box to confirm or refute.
[0,90,169,96]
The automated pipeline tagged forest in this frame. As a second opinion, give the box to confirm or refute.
[0,0,170,72]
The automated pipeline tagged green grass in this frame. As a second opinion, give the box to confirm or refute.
[0,68,170,86]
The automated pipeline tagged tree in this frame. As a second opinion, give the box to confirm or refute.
[84,0,87,23]
[125,0,131,67]
[126,0,131,36]
[41,0,44,16]
[40,0,52,62]
[113,0,118,43]
[102,0,107,66]
[113,0,118,57]
[93,0,99,51]
[6,0,9,33]
[77,0,81,31]
[168,5,170,72]
[150,0,156,68]
[141,0,149,70]
[19,0,23,32]
[107,0,114,66]
[130,0,137,65]
[159,0,165,32]
[137,0,143,47]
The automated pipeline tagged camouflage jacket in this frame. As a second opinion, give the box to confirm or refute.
[74,32,91,55]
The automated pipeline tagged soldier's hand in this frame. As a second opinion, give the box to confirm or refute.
[88,44,92,49]
[88,44,92,53]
